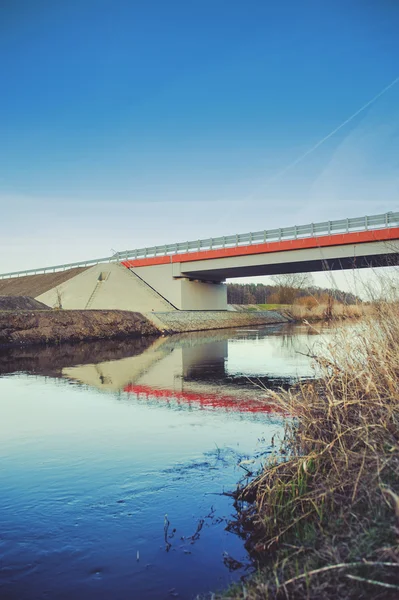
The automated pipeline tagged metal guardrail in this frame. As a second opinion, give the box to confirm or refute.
[0,211,398,280]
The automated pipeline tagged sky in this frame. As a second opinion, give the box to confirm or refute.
[0,0,398,293]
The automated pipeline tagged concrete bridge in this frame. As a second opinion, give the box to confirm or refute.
[0,211,398,312]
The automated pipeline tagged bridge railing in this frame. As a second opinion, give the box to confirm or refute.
[0,211,398,280]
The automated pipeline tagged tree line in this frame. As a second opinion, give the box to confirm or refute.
[227,281,360,305]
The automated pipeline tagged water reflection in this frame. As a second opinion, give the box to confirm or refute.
[0,323,323,410]
[0,323,328,600]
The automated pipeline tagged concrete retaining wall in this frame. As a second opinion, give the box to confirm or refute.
[37,263,173,312]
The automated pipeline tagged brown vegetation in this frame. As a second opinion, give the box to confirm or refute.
[289,299,366,322]
[0,310,159,346]
[219,303,399,599]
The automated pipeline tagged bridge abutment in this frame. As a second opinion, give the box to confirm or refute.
[132,263,227,310]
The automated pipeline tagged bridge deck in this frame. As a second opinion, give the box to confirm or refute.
[121,227,399,270]
[0,211,398,280]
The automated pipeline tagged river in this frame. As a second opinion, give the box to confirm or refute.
[0,323,330,600]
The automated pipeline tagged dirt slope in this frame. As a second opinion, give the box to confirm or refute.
[0,310,160,346]
[0,296,50,311]
[0,267,88,298]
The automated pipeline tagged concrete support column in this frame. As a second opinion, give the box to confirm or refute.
[132,264,228,310]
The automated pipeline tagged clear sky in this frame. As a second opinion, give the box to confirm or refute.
[0,0,398,293]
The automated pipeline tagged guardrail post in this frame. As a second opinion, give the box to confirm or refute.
[365,216,368,230]
[346,219,349,232]
[279,228,282,241]
[235,234,238,246]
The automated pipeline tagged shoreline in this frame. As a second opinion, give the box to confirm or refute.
[215,304,399,600]
[0,310,159,347]
[0,308,288,347]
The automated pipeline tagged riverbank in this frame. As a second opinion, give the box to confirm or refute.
[232,302,366,322]
[0,307,288,346]
[0,310,159,346]
[216,303,399,599]
[288,301,366,322]
[146,309,287,333]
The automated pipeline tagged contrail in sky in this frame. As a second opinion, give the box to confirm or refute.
[251,74,399,192]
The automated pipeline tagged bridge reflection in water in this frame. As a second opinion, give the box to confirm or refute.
[0,321,337,600]
[0,323,323,414]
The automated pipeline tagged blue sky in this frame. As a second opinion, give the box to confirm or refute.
[0,0,398,291]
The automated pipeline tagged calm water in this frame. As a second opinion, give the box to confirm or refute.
[0,323,328,600]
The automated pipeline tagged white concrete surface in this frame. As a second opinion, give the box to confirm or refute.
[36,263,173,312]
[133,263,227,310]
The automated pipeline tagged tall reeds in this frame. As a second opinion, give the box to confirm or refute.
[222,303,399,599]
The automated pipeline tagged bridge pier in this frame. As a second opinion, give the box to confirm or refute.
[131,263,227,310]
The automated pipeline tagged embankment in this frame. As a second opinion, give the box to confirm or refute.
[0,310,159,346]
[0,296,50,311]
[146,310,287,333]
[0,307,288,347]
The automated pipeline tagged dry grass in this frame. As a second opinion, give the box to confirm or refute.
[217,303,399,599]
[289,301,366,322]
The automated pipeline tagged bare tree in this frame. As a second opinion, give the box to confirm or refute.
[55,288,63,309]
[270,272,314,304]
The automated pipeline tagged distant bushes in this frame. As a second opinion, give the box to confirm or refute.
[227,282,360,306]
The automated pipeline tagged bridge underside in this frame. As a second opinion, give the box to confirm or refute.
[130,239,399,310]
[177,241,399,281]
[1,238,398,313]
[183,253,399,280]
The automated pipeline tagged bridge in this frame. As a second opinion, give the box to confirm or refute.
[0,211,398,311]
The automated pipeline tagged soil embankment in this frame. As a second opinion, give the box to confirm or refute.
[0,310,159,347]
[0,306,288,348]
[0,268,88,297]
[0,296,50,311]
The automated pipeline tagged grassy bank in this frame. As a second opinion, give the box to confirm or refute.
[234,302,366,322]
[288,301,366,322]
[217,304,399,599]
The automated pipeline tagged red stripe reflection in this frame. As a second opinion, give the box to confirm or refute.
[124,384,279,413]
